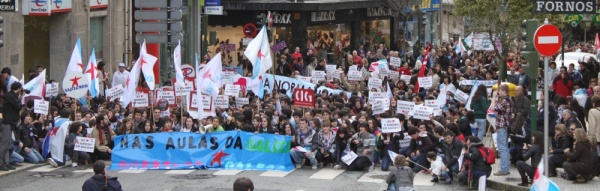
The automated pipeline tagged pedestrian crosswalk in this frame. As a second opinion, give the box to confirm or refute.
[23,163,433,185]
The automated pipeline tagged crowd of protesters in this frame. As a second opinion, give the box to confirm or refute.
[0,39,600,191]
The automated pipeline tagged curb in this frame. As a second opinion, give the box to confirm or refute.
[0,163,45,178]
[487,179,529,191]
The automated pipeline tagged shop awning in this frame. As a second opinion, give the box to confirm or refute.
[223,0,379,11]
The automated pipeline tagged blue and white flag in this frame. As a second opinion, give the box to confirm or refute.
[173,40,186,89]
[139,40,158,90]
[84,49,100,98]
[465,80,479,111]
[66,38,83,74]
[245,26,273,80]
[42,118,70,163]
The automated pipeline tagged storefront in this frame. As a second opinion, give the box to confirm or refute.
[208,5,396,66]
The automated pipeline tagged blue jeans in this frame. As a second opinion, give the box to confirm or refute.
[9,145,24,164]
[399,147,410,156]
[381,154,391,171]
[22,148,44,164]
[472,170,491,186]
[411,151,428,172]
[475,119,487,140]
[496,128,509,173]
[433,170,451,181]
[388,183,396,191]
[372,150,380,164]
[290,149,317,167]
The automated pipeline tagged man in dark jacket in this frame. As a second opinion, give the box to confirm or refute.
[0,82,22,171]
[82,161,123,191]
[441,131,463,180]
[407,127,433,173]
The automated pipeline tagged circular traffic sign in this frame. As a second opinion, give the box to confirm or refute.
[534,24,562,57]
[62,71,90,98]
[243,23,258,38]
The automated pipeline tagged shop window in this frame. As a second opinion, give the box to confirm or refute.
[90,17,104,59]
[307,24,351,64]
[359,19,390,52]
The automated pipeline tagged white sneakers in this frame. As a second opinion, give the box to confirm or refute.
[72,162,78,168]
[47,158,58,168]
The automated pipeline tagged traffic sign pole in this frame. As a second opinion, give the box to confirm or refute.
[543,56,549,178]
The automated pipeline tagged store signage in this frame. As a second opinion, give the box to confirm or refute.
[533,0,595,14]
[205,0,223,15]
[27,0,51,16]
[90,0,109,9]
[269,12,292,24]
[367,7,392,17]
[311,10,335,22]
[52,0,72,13]
[0,0,17,11]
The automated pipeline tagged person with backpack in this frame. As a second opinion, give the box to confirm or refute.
[461,136,492,187]
[491,84,512,176]
[516,131,544,186]
[82,161,123,191]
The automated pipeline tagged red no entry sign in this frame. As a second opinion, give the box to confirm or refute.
[534,24,562,57]
[243,23,258,38]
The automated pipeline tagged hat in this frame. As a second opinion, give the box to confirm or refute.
[118,63,126,67]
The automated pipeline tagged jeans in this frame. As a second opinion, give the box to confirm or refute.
[496,128,510,173]
[9,145,24,164]
[372,150,380,164]
[381,154,392,171]
[399,147,410,157]
[411,151,428,172]
[433,170,451,181]
[475,119,487,140]
[516,161,534,180]
[510,145,523,163]
[472,170,491,186]
[290,149,317,167]
[315,150,334,166]
[548,154,565,175]
[0,124,11,164]
[19,147,44,164]
[388,183,396,191]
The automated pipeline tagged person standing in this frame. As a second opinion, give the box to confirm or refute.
[0,82,22,171]
[111,63,129,89]
[97,61,110,97]
[491,84,512,176]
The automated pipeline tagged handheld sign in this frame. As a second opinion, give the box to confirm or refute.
[368,78,383,90]
[348,70,362,81]
[400,75,412,82]
[74,137,95,153]
[372,99,386,115]
[213,95,229,109]
[34,99,49,115]
[368,92,386,105]
[312,71,326,83]
[224,84,241,97]
[63,71,90,99]
[390,57,401,67]
[454,89,469,103]
[45,82,59,98]
[235,97,249,108]
[381,118,402,133]
[413,105,434,120]
[134,91,149,108]
[397,100,415,114]
[418,76,433,88]
[106,84,125,101]
[293,89,315,108]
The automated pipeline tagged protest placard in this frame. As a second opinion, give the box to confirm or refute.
[368,78,383,90]
[454,89,469,103]
[34,99,49,115]
[174,81,194,96]
[372,99,386,115]
[333,70,341,79]
[389,71,399,80]
[349,65,358,72]
[236,97,249,108]
[296,75,312,83]
[413,105,434,120]
[424,100,442,116]
[45,82,59,97]
[396,100,415,114]
[156,88,176,108]
[368,92,386,104]
[400,75,412,82]
[74,137,95,153]
[224,84,241,96]
[213,95,229,109]
[418,76,433,88]
[326,65,336,73]
[348,70,362,81]
[390,57,401,67]
[312,71,326,82]
[106,84,124,101]
[134,91,149,108]
[381,118,402,133]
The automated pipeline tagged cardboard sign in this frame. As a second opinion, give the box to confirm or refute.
[389,71,399,80]
[312,71,326,82]
[372,99,386,115]
[202,94,212,111]
[390,57,401,67]
[224,84,241,96]
[213,95,229,109]
[106,84,124,101]
[368,92,386,104]
[397,100,415,114]
[417,76,433,88]
[413,105,434,120]
[332,70,341,79]
[155,88,176,109]
[34,99,49,115]
[175,81,194,95]
[45,82,59,97]
[326,65,336,73]
[134,91,149,108]
[189,92,200,110]
[454,89,469,103]
[424,100,442,116]
[368,78,383,90]
[348,70,362,81]
[400,75,412,82]
[381,118,402,133]
[235,97,249,108]
[74,137,95,153]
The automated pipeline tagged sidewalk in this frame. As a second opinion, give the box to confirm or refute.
[0,163,42,178]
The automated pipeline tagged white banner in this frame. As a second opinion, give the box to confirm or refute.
[459,80,497,87]
[134,91,149,108]
[390,57,401,67]
[454,89,469,103]
[224,84,241,97]
[296,75,312,83]
[74,137,95,153]
[381,118,402,133]
[348,70,362,81]
[368,78,383,90]
[45,82,59,98]
[413,105,434,120]
[400,75,411,82]
[213,95,229,109]
[312,71,326,83]
[418,76,433,88]
[397,100,415,114]
[263,75,316,97]
[34,99,49,115]
[236,97,249,108]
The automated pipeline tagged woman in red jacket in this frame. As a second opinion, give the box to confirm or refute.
[552,66,573,98]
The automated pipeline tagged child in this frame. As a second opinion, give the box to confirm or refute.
[386,155,414,191]
[427,151,451,184]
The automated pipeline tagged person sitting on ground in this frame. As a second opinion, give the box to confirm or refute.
[441,130,463,181]
[290,118,318,169]
[333,127,372,171]
[407,127,434,173]
[233,177,254,191]
[427,151,451,184]
[65,122,90,168]
[92,115,116,162]
[17,111,44,164]
[563,128,594,183]
[82,161,123,191]
[516,131,544,186]
[386,155,414,191]
[548,124,573,177]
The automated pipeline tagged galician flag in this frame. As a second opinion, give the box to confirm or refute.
[23,69,46,98]
[173,40,186,89]
[84,49,100,98]
[194,53,204,120]
[530,160,560,191]
[245,26,273,80]
[41,118,70,163]
[120,51,142,107]
[66,38,83,74]
[139,40,158,90]
[455,36,467,54]
[197,52,223,97]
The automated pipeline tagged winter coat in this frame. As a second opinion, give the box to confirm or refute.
[564,140,594,175]
[294,128,318,152]
[551,135,574,155]
[587,107,600,141]
[523,144,543,169]
[442,137,464,168]
[386,166,414,190]
[464,142,492,172]
[429,156,445,175]
[470,96,489,119]
[82,174,123,191]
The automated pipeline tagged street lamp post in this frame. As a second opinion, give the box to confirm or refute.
[582,20,591,42]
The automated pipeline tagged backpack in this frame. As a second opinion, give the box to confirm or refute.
[478,147,495,165]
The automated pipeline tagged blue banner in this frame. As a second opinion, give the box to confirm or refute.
[110,131,294,171]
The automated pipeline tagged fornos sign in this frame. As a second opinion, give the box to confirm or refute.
[533,0,596,14]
